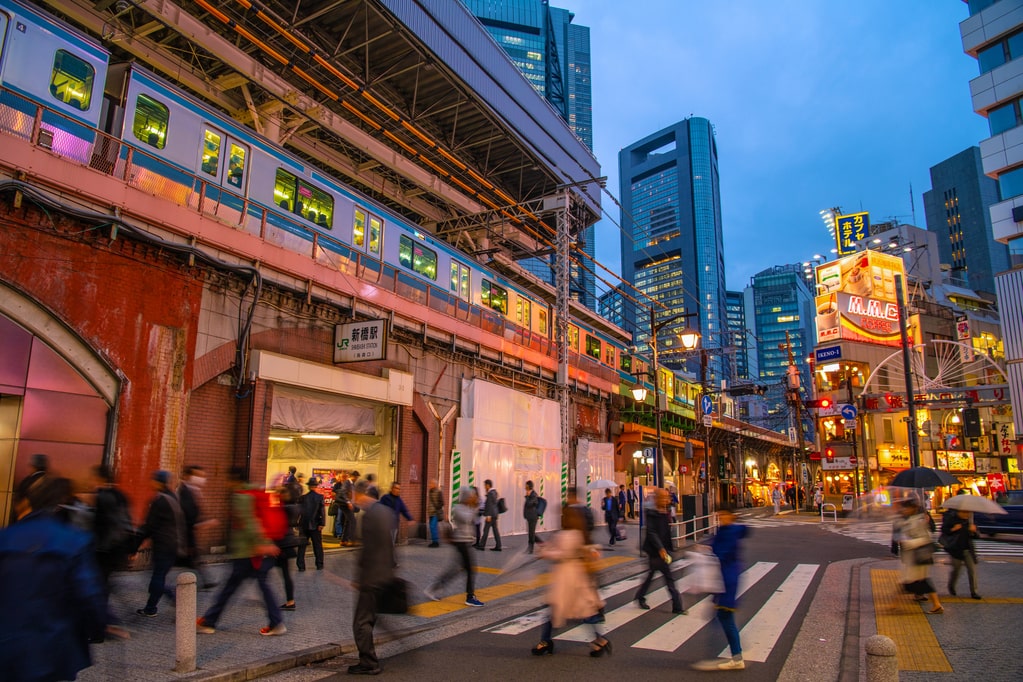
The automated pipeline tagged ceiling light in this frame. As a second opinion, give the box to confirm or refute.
[301,434,341,440]
[268,436,294,442]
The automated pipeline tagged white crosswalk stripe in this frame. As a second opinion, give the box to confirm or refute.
[721,564,818,662]
[826,520,1023,557]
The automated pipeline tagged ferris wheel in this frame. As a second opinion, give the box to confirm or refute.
[860,340,1007,396]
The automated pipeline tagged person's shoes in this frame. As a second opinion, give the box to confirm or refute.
[490,547,502,551]
[531,640,554,656]
[717,656,745,670]
[297,567,306,572]
[672,607,688,615]
[589,638,612,658]
[926,606,944,615]
[201,582,218,591]
[424,587,440,601]
[347,664,381,675]
[465,596,485,607]
[948,585,957,596]
[526,547,533,554]
[428,542,440,548]
[636,598,649,610]
[195,618,215,634]
[259,623,287,636]
[971,593,982,600]
[135,608,157,618]
[279,602,296,611]
[913,595,928,602]
[474,545,484,551]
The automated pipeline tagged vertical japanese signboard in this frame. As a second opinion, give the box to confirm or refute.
[835,212,869,255]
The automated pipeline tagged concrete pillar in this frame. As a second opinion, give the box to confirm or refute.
[864,634,898,682]
[174,572,197,673]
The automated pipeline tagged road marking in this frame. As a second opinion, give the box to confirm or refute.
[871,569,951,672]
[721,563,818,662]
[634,561,778,652]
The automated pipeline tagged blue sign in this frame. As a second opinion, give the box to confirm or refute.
[701,395,714,415]
[840,404,858,420]
[835,212,869,255]
[815,346,842,363]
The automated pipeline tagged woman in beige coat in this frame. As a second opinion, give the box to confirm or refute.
[895,498,943,614]
[531,503,611,657]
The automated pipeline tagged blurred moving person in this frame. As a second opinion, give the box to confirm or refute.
[692,506,749,671]
[635,488,684,614]
[424,487,484,607]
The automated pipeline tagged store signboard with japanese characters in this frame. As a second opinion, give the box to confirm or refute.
[334,319,387,363]
[814,251,906,347]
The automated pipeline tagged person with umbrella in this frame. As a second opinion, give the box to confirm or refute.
[940,492,986,599]
[894,497,944,614]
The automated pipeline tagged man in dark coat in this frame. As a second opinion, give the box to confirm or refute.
[91,464,133,638]
[297,477,326,571]
[602,488,620,545]
[940,503,981,599]
[178,464,217,589]
[476,479,502,551]
[379,482,414,544]
[0,478,106,681]
[523,480,541,553]
[635,487,684,613]
[133,470,186,617]
[350,479,395,675]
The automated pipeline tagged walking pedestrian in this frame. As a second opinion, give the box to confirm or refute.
[297,477,325,571]
[692,506,749,671]
[476,479,502,551]
[473,485,485,547]
[90,464,133,640]
[133,470,186,618]
[427,479,444,548]
[771,484,782,515]
[424,487,485,607]
[813,487,824,514]
[602,488,620,546]
[341,471,359,546]
[635,488,684,613]
[617,485,627,523]
[275,479,305,612]
[196,467,286,636]
[0,476,107,681]
[349,479,395,675]
[940,505,981,599]
[626,484,637,519]
[331,471,349,540]
[523,480,541,553]
[379,482,414,544]
[894,497,943,614]
[530,504,610,658]
[178,464,218,590]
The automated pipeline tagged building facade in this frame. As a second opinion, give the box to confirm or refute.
[922,146,1007,299]
[618,117,730,387]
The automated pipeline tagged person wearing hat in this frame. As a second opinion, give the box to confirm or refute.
[297,477,326,571]
[133,470,186,617]
[10,453,50,523]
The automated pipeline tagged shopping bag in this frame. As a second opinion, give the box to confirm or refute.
[377,577,409,614]
[684,551,724,594]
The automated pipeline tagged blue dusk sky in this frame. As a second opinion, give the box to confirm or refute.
[557,0,989,293]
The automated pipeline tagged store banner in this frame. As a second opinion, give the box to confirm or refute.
[814,251,906,347]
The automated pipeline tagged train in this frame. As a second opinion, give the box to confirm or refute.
[0,0,672,399]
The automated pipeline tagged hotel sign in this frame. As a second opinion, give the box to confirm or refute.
[334,319,388,363]
[835,212,869,255]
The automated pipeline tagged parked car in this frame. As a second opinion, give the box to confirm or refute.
[974,490,1023,536]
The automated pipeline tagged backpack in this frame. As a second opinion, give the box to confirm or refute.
[497,497,507,514]
[537,496,548,517]
[243,489,290,541]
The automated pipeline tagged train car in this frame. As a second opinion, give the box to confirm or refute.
[0,0,109,163]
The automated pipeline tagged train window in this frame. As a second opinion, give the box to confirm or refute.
[539,309,548,335]
[585,334,601,360]
[132,94,169,149]
[517,298,531,328]
[274,169,297,212]
[481,280,508,315]
[604,344,616,367]
[201,130,221,176]
[620,354,633,373]
[227,144,246,189]
[568,325,579,351]
[353,209,366,247]
[49,50,94,111]
[296,180,334,229]
[398,235,437,280]
[369,216,381,255]
[450,262,470,300]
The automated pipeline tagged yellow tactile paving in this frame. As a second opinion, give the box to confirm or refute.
[871,569,952,673]
[409,555,632,617]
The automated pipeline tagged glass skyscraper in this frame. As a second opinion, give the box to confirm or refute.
[619,117,729,386]
[461,0,596,309]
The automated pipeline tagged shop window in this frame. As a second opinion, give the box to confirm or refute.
[49,49,94,111]
[132,94,168,149]
[398,235,437,280]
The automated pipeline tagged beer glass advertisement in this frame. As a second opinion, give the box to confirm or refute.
[814,252,905,347]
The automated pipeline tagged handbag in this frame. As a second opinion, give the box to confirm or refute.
[913,542,936,565]
[377,577,409,614]
[327,499,339,517]
[938,534,956,552]
[684,551,725,594]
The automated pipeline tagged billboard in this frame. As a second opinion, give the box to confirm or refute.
[835,212,870,255]
[814,251,906,347]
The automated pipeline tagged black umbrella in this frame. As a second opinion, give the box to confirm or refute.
[890,466,959,489]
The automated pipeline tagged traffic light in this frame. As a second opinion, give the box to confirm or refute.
[825,446,835,462]
[804,396,834,409]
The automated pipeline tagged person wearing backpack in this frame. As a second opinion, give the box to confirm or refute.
[523,480,543,554]
[475,479,502,551]
[91,464,133,640]
[196,467,286,636]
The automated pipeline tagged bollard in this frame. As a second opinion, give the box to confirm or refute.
[175,572,197,673]
[865,634,898,682]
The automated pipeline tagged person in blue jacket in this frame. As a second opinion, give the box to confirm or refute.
[0,476,106,681]
[694,506,749,671]
[380,482,414,544]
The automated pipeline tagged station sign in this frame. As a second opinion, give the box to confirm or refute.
[334,319,388,363]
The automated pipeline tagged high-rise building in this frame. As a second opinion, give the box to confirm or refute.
[619,117,729,387]
[960,0,1023,440]
[726,290,755,381]
[922,146,1008,298]
[461,0,596,309]
[747,264,815,437]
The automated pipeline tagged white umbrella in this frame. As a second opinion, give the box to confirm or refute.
[586,479,617,491]
[942,495,1007,515]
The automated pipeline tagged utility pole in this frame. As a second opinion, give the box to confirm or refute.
[894,273,920,468]
[553,188,572,497]
[780,331,807,513]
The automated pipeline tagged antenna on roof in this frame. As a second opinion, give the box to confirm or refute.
[909,183,916,226]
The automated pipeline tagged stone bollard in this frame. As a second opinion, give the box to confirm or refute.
[175,572,197,673]
[865,634,898,682]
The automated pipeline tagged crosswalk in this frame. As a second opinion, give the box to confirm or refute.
[826,520,1023,558]
[484,560,818,663]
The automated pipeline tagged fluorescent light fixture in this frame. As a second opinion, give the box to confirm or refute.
[268,436,294,442]
[821,363,841,372]
[301,434,341,440]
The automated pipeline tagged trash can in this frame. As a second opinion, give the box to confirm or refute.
[842,494,855,512]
